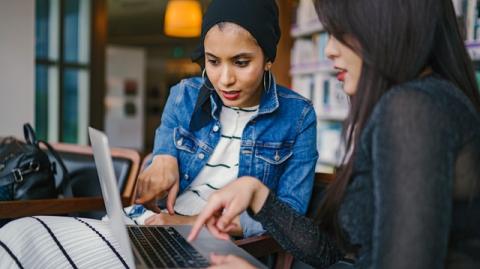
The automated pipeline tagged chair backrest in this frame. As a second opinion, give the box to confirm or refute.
[0,143,140,221]
[49,143,139,200]
[48,143,140,218]
[307,172,335,218]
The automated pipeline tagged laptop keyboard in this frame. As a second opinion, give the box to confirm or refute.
[128,226,210,268]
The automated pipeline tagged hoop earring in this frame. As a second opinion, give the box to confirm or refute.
[268,70,272,90]
[263,70,272,92]
[263,72,267,92]
[202,69,215,91]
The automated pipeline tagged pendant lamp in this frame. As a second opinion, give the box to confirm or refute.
[164,0,202,38]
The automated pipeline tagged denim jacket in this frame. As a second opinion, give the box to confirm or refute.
[152,76,318,237]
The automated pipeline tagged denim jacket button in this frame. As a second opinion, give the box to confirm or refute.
[177,138,183,146]
[212,125,220,132]
[184,174,189,180]
[198,153,205,160]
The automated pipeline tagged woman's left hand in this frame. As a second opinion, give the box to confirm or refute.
[208,253,257,269]
[145,213,197,225]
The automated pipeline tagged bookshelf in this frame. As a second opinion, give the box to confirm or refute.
[291,21,324,38]
[455,0,480,83]
[466,41,480,61]
[290,60,334,75]
[290,0,349,173]
[454,0,480,41]
[290,0,480,174]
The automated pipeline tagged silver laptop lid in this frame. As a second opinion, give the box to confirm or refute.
[88,127,135,268]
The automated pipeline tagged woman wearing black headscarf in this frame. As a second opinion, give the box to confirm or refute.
[133,0,318,239]
[0,0,319,267]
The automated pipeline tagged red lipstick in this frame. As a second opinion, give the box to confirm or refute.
[221,90,240,100]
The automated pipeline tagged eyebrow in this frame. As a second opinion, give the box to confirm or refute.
[205,52,255,59]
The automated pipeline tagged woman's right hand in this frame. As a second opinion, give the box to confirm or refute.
[135,155,179,214]
[188,176,270,241]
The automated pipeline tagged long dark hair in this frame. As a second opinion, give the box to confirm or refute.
[314,0,480,250]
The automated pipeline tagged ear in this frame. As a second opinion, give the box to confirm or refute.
[265,61,273,71]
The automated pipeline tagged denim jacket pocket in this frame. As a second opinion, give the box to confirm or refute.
[173,127,199,153]
[254,141,293,189]
[173,127,201,179]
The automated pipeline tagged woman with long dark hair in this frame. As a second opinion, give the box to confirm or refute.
[189,0,480,268]
[0,0,320,267]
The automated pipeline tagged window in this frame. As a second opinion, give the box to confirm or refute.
[35,0,91,144]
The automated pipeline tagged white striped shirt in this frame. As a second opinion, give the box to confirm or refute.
[174,105,258,216]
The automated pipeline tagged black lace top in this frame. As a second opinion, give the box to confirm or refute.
[252,75,480,268]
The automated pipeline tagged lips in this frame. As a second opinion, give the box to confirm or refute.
[335,68,347,82]
[221,90,240,100]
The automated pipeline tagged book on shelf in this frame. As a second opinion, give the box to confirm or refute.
[314,32,329,61]
[292,73,349,172]
[293,0,321,32]
[290,0,349,173]
[291,32,329,67]
[454,0,480,41]
[292,74,349,119]
[317,121,343,167]
[452,1,480,63]
[292,75,314,101]
[291,39,317,67]
[313,74,349,121]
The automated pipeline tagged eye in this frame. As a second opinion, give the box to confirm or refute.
[234,60,249,67]
[207,59,219,66]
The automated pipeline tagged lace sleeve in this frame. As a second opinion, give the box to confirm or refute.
[250,192,343,268]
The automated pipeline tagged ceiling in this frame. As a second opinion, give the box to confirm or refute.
[107,0,210,47]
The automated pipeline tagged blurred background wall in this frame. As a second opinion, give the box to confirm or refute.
[0,0,35,138]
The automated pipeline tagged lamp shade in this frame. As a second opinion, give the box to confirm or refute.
[164,0,202,38]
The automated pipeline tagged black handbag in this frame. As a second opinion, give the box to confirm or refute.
[0,123,71,201]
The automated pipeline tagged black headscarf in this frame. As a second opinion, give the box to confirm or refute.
[189,0,280,131]
[191,0,281,63]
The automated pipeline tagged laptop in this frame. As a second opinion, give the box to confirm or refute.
[88,127,266,269]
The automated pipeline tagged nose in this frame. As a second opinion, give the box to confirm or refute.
[325,35,339,61]
[219,66,235,87]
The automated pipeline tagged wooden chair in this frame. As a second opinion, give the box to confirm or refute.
[235,172,335,269]
[0,142,140,219]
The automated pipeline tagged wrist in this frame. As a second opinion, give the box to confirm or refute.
[153,154,177,164]
[248,178,269,214]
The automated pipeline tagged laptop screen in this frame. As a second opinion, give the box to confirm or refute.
[89,127,135,268]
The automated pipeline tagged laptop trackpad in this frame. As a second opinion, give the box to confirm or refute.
[171,225,267,269]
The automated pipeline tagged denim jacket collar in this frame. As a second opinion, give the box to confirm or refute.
[189,77,279,131]
[257,75,279,115]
